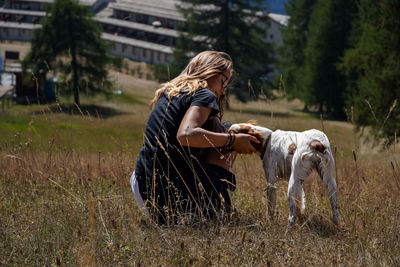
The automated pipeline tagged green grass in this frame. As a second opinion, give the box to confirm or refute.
[0,102,145,152]
[111,91,148,105]
[1,78,399,265]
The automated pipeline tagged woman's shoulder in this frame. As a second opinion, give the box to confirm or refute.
[176,87,215,99]
[192,87,216,98]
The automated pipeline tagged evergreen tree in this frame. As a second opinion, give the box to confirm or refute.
[173,0,274,101]
[302,0,357,118]
[279,0,317,109]
[23,0,121,107]
[341,0,400,145]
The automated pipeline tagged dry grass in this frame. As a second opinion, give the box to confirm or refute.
[1,73,400,265]
[1,141,399,265]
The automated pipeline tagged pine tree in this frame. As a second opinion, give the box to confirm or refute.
[23,0,121,107]
[341,0,400,145]
[279,0,317,109]
[173,0,274,102]
[302,0,357,118]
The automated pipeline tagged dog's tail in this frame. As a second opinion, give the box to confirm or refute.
[301,140,333,169]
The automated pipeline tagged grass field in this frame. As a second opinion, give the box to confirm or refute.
[1,72,399,266]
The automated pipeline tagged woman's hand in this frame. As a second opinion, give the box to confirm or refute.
[231,133,259,154]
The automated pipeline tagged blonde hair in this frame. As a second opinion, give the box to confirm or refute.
[151,51,233,117]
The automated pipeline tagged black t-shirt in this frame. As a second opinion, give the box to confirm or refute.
[135,87,219,197]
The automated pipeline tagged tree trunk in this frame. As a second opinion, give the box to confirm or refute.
[71,46,79,107]
[223,0,230,53]
[68,13,79,107]
[223,0,230,110]
[318,103,323,113]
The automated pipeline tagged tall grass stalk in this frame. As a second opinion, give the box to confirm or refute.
[1,89,399,265]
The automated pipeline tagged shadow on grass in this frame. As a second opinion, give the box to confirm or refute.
[300,214,338,238]
[228,107,291,118]
[291,107,348,122]
[34,104,129,119]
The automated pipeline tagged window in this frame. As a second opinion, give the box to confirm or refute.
[143,49,147,57]
[5,51,19,60]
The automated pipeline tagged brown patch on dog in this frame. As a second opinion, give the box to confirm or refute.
[229,124,266,154]
[309,140,325,153]
[288,143,297,155]
[231,124,254,135]
[246,120,258,126]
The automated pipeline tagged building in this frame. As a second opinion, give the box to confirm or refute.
[0,0,288,67]
[96,0,183,64]
[0,0,111,41]
[265,13,289,77]
[266,13,289,47]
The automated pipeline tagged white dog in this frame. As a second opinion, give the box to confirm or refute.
[229,122,339,228]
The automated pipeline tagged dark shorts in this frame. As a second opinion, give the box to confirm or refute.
[203,163,236,192]
[137,164,236,224]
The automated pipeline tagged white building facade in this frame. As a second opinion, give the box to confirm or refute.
[0,0,111,41]
[95,0,183,64]
[0,0,288,67]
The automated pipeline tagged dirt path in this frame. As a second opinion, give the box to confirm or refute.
[109,70,159,98]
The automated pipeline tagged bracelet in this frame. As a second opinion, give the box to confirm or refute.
[229,133,236,148]
[220,132,236,154]
[224,132,235,148]
[224,132,232,147]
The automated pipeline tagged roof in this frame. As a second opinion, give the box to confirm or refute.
[0,21,41,30]
[13,0,53,3]
[95,16,179,38]
[102,32,173,54]
[12,0,99,6]
[111,0,185,22]
[0,8,46,16]
[267,13,289,26]
[79,0,99,6]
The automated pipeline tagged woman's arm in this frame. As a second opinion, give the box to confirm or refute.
[176,106,259,154]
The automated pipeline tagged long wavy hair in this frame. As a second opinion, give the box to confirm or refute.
[151,51,233,118]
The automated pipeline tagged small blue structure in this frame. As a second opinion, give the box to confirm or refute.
[44,77,58,102]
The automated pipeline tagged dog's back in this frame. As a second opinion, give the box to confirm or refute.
[229,123,339,226]
[266,129,333,180]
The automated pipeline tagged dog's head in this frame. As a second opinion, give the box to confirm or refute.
[228,121,272,158]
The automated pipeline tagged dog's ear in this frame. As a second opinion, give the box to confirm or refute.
[309,140,326,153]
[250,131,265,152]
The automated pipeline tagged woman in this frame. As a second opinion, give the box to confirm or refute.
[131,51,258,224]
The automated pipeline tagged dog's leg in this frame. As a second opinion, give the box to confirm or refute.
[264,160,277,220]
[294,180,306,221]
[287,172,301,228]
[318,153,339,225]
[286,152,307,230]
[300,184,306,214]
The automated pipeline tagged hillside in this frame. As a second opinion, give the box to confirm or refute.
[0,69,399,266]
